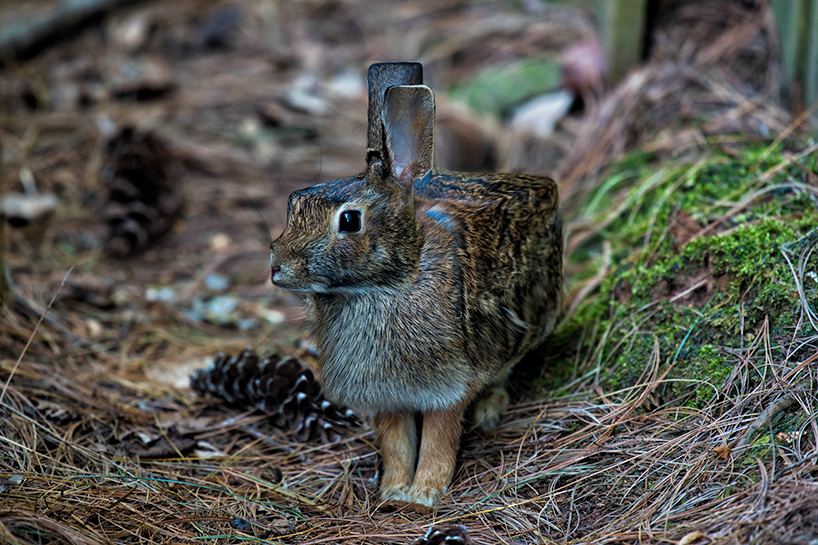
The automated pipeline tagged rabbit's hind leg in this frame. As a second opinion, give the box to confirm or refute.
[374,412,417,503]
[470,382,510,431]
[404,403,465,510]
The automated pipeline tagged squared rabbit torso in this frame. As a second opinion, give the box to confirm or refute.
[309,172,561,415]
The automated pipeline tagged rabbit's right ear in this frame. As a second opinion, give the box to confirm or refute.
[383,85,435,186]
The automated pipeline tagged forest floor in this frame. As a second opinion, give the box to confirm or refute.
[1,1,817,544]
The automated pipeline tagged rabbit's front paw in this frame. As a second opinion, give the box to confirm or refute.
[379,483,411,503]
[377,485,442,515]
[471,383,510,432]
[378,485,425,514]
[406,484,442,509]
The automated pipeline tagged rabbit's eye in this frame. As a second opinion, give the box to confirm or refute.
[338,210,362,233]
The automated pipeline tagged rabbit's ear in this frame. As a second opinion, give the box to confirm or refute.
[383,85,435,185]
[366,63,423,162]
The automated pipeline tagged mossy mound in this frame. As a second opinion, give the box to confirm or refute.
[553,140,818,407]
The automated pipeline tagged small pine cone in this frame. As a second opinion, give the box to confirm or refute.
[190,349,360,442]
[101,126,183,258]
[414,525,472,545]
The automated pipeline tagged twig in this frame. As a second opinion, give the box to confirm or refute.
[773,450,818,479]
[736,386,806,449]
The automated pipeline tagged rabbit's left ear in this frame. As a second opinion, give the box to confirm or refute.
[366,63,423,162]
[383,85,435,185]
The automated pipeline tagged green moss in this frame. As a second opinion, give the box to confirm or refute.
[448,58,562,118]
[546,142,818,406]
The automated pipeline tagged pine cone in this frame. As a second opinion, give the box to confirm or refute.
[190,349,360,442]
[414,525,472,545]
[101,126,183,258]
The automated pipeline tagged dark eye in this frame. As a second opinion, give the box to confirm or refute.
[338,210,361,233]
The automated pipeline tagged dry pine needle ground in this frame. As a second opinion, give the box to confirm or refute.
[2,0,818,544]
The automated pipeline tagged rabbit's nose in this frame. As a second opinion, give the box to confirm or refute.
[271,264,282,285]
[270,251,282,281]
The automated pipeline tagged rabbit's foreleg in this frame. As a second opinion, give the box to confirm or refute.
[405,404,464,509]
[374,412,417,502]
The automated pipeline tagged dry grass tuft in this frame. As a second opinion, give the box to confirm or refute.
[557,0,793,222]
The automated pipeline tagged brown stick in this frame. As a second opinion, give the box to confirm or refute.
[0,0,148,65]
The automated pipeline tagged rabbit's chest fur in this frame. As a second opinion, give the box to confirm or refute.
[309,215,478,414]
[310,291,475,414]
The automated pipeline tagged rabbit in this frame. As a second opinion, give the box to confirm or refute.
[270,62,563,511]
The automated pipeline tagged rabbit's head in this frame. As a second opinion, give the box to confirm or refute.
[270,85,435,294]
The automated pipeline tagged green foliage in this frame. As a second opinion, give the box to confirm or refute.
[448,58,562,118]
[549,142,818,406]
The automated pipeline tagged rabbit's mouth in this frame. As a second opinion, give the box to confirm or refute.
[271,251,319,291]
[271,266,331,293]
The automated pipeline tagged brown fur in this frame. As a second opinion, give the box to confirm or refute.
[373,412,417,499]
[270,63,563,510]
